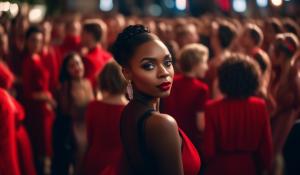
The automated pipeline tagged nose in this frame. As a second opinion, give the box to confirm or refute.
[157,64,170,78]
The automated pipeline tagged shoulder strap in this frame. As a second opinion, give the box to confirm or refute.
[120,109,155,175]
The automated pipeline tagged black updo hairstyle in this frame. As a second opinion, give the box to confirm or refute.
[218,53,261,98]
[111,24,158,67]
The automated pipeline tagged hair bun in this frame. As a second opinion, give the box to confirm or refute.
[118,24,150,41]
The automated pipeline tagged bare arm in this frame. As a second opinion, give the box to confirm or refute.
[145,113,184,175]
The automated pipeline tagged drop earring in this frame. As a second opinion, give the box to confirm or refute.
[127,80,133,100]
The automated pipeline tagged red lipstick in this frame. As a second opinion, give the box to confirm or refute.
[157,82,172,91]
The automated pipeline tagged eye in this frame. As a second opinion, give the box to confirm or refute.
[163,58,173,68]
[141,62,155,70]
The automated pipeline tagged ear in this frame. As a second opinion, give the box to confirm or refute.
[122,67,132,81]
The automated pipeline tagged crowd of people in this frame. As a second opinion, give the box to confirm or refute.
[0,7,299,175]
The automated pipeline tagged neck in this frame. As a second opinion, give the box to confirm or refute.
[89,42,100,50]
[133,89,159,111]
[102,91,127,104]
[184,71,197,78]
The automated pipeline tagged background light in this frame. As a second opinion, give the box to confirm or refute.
[233,0,247,13]
[176,0,187,11]
[0,2,10,12]
[271,0,283,6]
[148,4,162,16]
[29,5,46,23]
[99,0,113,12]
[164,0,175,9]
[257,0,268,7]
[9,3,19,17]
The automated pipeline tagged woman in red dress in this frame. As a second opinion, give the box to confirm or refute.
[0,61,37,175]
[203,54,273,175]
[161,43,209,152]
[111,25,201,175]
[21,26,56,174]
[83,61,128,175]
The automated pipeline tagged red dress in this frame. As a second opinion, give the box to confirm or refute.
[12,98,37,175]
[84,100,125,175]
[0,61,15,89]
[22,53,54,157]
[161,74,209,151]
[83,45,112,88]
[203,97,273,175]
[41,46,60,94]
[0,89,21,175]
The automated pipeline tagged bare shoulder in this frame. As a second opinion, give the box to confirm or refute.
[146,112,178,131]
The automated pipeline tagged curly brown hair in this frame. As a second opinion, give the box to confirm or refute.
[218,53,261,98]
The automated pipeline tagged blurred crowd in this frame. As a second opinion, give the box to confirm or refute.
[0,4,299,175]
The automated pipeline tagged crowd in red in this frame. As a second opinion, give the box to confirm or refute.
[0,7,299,175]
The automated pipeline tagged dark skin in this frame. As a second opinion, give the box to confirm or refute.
[121,39,184,175]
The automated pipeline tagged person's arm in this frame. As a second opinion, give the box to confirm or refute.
[145,113,184,175]
[196,112,205,132]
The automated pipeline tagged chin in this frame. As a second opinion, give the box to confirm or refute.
[159,91,171,98]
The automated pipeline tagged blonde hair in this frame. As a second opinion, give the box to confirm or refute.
[178,43,208,73]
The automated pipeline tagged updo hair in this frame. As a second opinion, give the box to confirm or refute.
[111,24,158,67]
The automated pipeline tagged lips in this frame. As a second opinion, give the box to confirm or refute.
[157,82,172,91]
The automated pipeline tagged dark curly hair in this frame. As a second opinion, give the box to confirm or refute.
[111,24,158,67]
[218,53,261,98]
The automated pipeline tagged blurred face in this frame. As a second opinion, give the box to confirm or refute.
[81,30,92,47]
[195,57,208,78]
[67,55,84,79]
[27,32,43,54]
[125,39,174,98]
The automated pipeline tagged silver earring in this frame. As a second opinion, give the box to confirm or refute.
[127,80,133,100]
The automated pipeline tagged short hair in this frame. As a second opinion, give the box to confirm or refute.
[245,24,264,46]
[218,53,260,98]
[111,24,158,67]
[218,22,236,49]
[179,43,208,73]
[83,21,103,42]
[274,33,299,59]
[99,61,127,95]
[25,25,42,40]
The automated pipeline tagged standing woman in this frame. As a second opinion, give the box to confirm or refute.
[55,52,94,174]
[83,61,128,175]
[21,26,56,174]
[111,25,200,175]
[0,61,37,175]
[269,33,300,171]
[202,54,273,175]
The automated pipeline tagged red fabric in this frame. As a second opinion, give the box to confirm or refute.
[11,97,37,175]
[0,89,21,175]
[54,35,81,70]
[83,45,112,88]
[179,128,201,175]
[41,46,60,94]
[161,74,209,150]
[84,100,125,175]
[203,97,273,175]
[22,53,54,157]
[0,61,15,89]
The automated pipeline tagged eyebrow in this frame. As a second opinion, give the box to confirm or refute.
[140,55,172,63]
